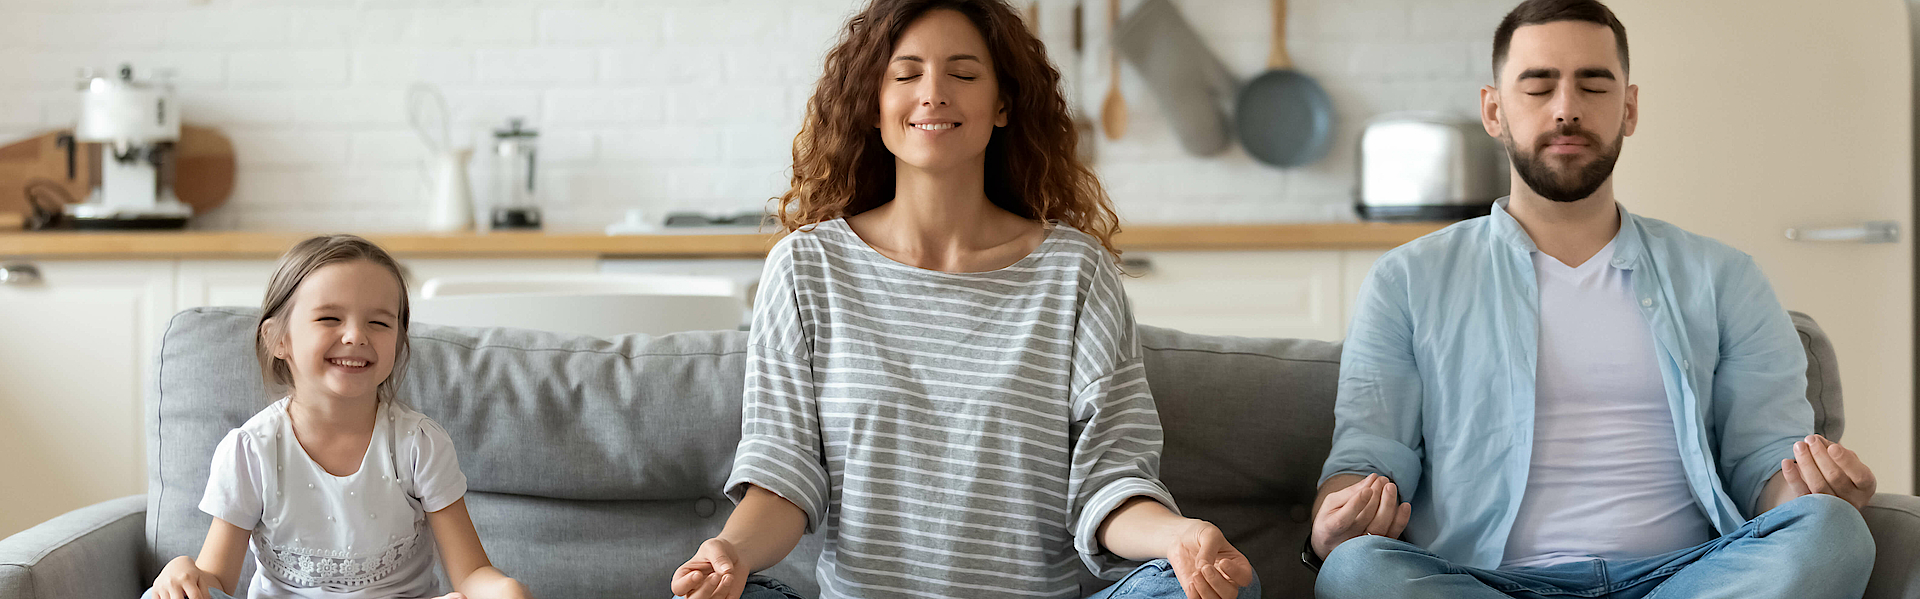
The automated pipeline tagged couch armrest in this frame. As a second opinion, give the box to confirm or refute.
[0,495,148,599]
[1864,493,1920,599]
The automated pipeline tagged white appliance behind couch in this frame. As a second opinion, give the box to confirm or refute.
[413,273,747,337]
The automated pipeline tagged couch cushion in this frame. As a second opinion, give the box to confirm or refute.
[400,321,748,501]
[147,308,269,588]
[1137,324,1340,598]
[1791,311,1842,440]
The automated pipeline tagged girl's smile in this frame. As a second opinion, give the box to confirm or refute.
[268,259,404,405]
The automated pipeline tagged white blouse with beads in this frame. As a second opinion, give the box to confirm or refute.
[200,398,468,599]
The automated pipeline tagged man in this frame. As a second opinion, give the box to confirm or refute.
[1306,0,1878,597]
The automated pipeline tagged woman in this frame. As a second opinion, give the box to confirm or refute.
[670,3,1259,599]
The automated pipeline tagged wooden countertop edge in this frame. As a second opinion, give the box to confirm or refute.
[0,223,1450,259]
[1111,223,1448,250]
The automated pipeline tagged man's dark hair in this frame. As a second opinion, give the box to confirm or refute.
[1492,0,1629,82]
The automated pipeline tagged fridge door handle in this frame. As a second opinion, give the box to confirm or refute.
[1784,221,1901,243]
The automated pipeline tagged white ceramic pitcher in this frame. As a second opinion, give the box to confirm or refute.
[423,148,473,232]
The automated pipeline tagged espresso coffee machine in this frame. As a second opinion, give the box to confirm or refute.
[66,64,192,229]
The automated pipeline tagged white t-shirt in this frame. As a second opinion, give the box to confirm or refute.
[1500,241,1716,569]
[200,398,468,599]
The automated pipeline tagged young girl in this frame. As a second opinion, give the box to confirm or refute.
[672,3,1258,599]
[144,235,529,599]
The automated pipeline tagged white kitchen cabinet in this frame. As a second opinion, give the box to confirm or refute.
[1121,250,1390,341]
[0,260,174,538]
[599,257,767,309]
[176,259,278,310]
[405,258,601,287]
[176,258,601,310]
[1122,251,1349,340]
[598,257,766,283]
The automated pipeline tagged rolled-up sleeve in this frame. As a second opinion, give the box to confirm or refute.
[1320,260,1426,498]
[1068,362,1179,579]
[1068,266,1180,579]
[724,244,832,532]
[1710,255,1812,518]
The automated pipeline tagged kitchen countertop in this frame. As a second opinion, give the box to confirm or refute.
[0,222,1451,259]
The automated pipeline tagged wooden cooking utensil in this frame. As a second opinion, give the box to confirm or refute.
[1100,0,1128,140]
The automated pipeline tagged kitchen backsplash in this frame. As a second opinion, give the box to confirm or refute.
[0,0,1513,231]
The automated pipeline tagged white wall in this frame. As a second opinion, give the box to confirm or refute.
[0,0,1507,231]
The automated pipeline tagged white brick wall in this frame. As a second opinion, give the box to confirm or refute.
[0,0,1512,231]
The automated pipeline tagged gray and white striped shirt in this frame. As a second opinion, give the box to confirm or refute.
[724,218,1176,599]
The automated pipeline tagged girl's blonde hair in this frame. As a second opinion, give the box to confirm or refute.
[255,234,411,403]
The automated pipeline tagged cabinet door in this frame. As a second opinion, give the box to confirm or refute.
[1121,251,1346,340]
[404,258,601,288]
[177,260,278,310]
[177,258,602,310]
[0,260,174,538]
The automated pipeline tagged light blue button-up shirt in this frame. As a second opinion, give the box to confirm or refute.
[1321,198,1810,570]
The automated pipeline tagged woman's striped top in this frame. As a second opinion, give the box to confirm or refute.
[724,218,1177,599]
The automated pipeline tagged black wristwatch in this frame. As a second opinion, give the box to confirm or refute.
[1300,538,1324,572]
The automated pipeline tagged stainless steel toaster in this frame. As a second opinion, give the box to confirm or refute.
[1355,112,1508,221]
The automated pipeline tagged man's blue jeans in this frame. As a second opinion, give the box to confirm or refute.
[1315,494,1874,599]
[739,559,1261,599]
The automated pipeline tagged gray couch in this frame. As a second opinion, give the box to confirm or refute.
[3,307,1917,599]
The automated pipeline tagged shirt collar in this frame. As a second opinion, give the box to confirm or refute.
[1490,196,1645,270]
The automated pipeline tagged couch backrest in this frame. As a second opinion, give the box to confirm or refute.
[146,307,1841,598]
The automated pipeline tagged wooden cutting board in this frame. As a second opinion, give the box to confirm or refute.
[0,125,235,221]
[0,130,91,218]
[173,125,236,213]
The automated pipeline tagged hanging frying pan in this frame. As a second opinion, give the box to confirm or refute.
[1235,0,1334,167]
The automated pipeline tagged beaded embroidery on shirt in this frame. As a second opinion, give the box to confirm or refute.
[258,519,425,589]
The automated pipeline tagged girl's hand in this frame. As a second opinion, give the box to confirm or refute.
[1165,520,1255,599]
[152,556,224,599]
[672,538,750,599]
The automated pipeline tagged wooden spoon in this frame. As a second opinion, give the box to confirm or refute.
[1100,0,1127,140]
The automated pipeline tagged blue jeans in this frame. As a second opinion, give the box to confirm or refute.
[1315,494,1874,599]
[1085,559,1262,599]
[737,559,1261,599]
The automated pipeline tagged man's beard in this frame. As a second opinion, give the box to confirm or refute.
[1501,121,1624,203]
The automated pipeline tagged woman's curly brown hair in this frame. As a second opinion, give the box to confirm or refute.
[778,0,1122,256]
